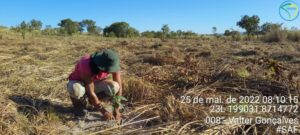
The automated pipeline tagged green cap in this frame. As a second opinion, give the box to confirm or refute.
[91,49,120,72]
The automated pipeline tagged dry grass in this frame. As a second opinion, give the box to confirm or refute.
[0,31,299,134]
[122,76,157,102]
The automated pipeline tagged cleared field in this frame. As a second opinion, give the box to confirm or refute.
[0,33,299,134]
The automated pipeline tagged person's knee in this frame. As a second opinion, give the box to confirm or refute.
[105,80,120,96]
[67,81,85,99]
[110,81,120,93]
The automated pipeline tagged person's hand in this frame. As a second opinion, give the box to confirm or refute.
[102,110,115,120]
[100,108,114,120]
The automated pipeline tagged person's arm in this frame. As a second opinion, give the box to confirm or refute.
[80,73,114,120]
[80,74,100,107]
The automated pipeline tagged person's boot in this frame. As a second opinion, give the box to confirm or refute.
[70,97,88,117]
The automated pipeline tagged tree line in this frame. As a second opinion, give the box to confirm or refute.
[216,15,299,42]
[10,19,197,39]
[7,16,300,42]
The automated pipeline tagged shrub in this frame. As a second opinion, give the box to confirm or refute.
[42,27,59,35]
[232,31,242,41]
[264,30,287,43]
[224,30,241,41]
[287,31,300,42]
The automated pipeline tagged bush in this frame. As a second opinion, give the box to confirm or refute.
[264,30,287,43]
[287,31,300,42]
[42,28,59,35]
[232,32,242,41]
[224,30,241,41]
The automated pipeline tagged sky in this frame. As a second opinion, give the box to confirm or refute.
[0,0,299,34]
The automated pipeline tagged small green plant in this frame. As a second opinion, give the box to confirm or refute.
[237,67,250,88]
[107,86,127,110]
[268,60,285,80]
[237,68,250,78]
[46,107,60,122]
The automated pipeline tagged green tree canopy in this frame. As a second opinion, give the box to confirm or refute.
[80,19,101,35]
[58,18,80,35]
[141,31,156,38]
[11,21,30,39]
[103,22,139,37]
[237,15,260,36]
[161,24,170,39]
[212,27,217,35]
[224,30,231,36]
[29,19,42,31]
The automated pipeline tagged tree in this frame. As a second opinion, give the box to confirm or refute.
[182,31,198,38]
[224,29,231,36]
[161,24,170,39]
[141,29,197,39]
[127,27,139,37]
[141,31,156,38]
[176,30,183,38]
[80,19,101,35]
[42,25,59,35]
[95,26,102,35]
[169,31,178,38]
[237,15,260,37]
[86,25,102,35]
[58,18,80,35]
[11,21,29,40]
[212,27,217,36]
[80,19,95,28]
[103,22,139,37]
[29,19,42,31]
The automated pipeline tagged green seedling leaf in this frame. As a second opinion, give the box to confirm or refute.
[116,96,128,101]
[109,86,127,111]
[237,68,250,78]
[115,100,121,105]
[107,86,113,96]
[112,97,117,103]
[270,66,275,73]
[107,85,116,96]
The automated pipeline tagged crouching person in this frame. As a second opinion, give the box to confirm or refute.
[67,49,122,120]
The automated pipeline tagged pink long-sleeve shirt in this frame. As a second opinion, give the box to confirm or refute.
[68,54,109,82]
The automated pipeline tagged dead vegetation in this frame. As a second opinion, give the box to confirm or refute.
[0,33,299,134]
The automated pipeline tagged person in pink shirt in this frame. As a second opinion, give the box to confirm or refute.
[67,49,122,120]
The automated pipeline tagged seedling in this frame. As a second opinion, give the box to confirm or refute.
[107,86,128,110]
[237,67,250,88]
[268,60,285,77]
[237,68,250,78]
